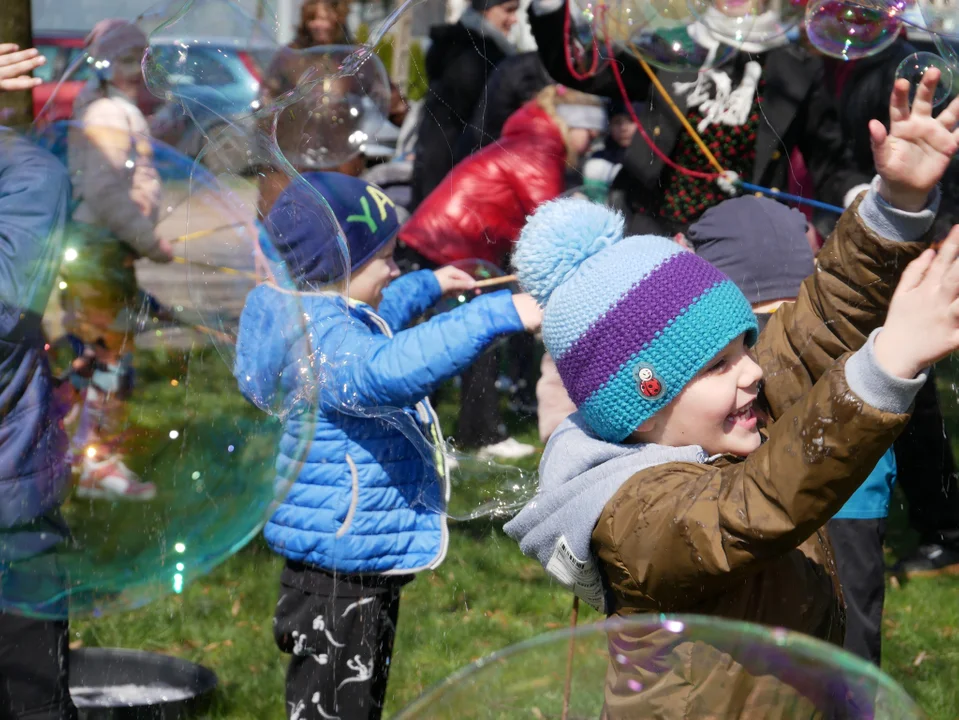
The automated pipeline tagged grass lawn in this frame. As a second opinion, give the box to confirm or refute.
[68,346,959,718]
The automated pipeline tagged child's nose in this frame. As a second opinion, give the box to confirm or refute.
[738,355,763,389]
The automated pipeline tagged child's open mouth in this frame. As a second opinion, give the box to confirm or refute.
[726,402,757,431]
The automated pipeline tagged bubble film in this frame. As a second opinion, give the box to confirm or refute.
[595,0,750,72]
[395,615,924,718]
[897,51,955,106]
[805,0,903,60]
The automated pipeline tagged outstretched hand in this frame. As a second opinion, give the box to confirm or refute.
[434,266,477,295]
[0,44,45,92]
[875,225,959,379]
[871,68,959,212]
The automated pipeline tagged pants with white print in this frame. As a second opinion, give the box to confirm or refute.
[274,562,412,720]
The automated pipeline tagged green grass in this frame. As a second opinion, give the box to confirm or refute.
[66,348,959,718]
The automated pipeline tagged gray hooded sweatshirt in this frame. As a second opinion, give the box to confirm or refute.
[503,414,707,612]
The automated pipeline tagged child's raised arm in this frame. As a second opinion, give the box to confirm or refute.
[757,70,958,418]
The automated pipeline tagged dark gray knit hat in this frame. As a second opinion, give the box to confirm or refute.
[687,196,814,306]
[471,0,516,11]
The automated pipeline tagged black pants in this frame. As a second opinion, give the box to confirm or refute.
[893,371,959,544]
[0,613,77,720]
[274,562,411,720]
[828,518,887,666]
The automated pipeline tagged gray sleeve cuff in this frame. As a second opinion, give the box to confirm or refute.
[845,328,927,414]
[858,175,940,243]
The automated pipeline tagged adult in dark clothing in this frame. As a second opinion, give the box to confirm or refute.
[409,0,519,209]
[822,38,959,579]
[456,51,551,157]
[526,0,871,235]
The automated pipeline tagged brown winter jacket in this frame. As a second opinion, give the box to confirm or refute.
[592,199,928,718]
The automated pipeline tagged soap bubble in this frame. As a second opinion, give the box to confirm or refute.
[3,122,319,618]
[915,0,959,78]
[596,0,752,72]
[395,615,923,718]
[805,0,903,60]
[434,259,519,314]
[258,45,392,172]
[896,51,955,106]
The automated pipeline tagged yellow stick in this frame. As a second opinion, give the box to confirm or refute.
[473,274,517,289]
[626,42,726,175]
[171,256,258,280]
[172,222,246,244]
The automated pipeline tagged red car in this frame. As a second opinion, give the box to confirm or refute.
[31,32,163,125]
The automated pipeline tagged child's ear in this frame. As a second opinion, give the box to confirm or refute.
[636,417,658,434]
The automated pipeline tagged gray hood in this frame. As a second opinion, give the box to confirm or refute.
[503,414,706,612]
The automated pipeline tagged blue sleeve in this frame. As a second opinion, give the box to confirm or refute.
[833,448,897,520]
[376,269,442,332]
[319,290,524,410]
[0,129,70,337]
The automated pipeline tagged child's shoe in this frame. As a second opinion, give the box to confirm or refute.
[76,454,157,500]
[477,437,536,460]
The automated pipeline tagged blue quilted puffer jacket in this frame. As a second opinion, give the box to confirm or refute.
[235,270,524,574]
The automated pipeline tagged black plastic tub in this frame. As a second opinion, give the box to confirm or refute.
[70,648,218,720]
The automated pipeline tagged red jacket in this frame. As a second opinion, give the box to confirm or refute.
[399,100,568,267]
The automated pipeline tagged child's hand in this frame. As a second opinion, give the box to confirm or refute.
[434,266,476,294]
[871,68,959,212]
[874,226,959,378]
[512,293,543,332]
[0,44,45,92]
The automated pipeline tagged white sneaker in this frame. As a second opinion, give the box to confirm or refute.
[76,454,157,500]
[476,437,537,460]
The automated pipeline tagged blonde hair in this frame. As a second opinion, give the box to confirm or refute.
[535,85,605,164]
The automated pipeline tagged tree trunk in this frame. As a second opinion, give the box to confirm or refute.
[0,0,34,128]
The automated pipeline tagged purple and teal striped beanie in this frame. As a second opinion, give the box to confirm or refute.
[514,198,758,442]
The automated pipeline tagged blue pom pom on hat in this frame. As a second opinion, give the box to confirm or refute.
[514,197,759,442]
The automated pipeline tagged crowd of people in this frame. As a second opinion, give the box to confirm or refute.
[2,0,959,718]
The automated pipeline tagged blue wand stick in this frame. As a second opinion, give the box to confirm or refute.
[736,181,845,215]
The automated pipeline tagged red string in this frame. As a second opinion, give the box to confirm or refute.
[562,3,722,182]
[563,0,601,81]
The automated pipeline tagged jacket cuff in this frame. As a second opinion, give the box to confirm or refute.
[843,183,871,208]
[531,0,565,15]
[859,175,940,243]
[415,268,443,303]
[845,328,926,414]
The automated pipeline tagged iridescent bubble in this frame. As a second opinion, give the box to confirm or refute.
[597,0,752,72]
[896,51,955,106]
[805,0,903,60]
[395,615,924,718]
[433,259,518,315]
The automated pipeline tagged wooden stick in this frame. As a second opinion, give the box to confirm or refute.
[172,222,246,244]
[473,274,517,289]
[171,256,258,280]
[561,595,580,720]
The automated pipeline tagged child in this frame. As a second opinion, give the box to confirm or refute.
[62,20,173,500]
[234,172,540,720]
[687,195,898,667]
[504,71,959,716]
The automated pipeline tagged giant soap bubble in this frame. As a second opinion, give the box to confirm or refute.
[805,0,904,60]
[396,615,924,718]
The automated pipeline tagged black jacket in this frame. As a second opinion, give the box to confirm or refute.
[410,21,509,209]
[456,51,552,158]
[529,2,870,233]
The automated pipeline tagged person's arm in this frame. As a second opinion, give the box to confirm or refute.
[74,101,166,260]
[597,351,917,609]
[758,71,957,417]
[0,129,69,332]
[317,291,533,410]
[528,0,650,99]
[376,269,443,331]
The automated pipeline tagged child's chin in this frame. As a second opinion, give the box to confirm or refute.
[718,430,762,457]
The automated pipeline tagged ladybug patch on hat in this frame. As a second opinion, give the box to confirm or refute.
[635,365,664,400]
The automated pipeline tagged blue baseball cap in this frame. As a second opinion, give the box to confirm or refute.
[266,172,400,287]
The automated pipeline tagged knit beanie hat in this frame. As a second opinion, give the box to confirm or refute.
[514,198,758,443]
[266,172,399,287]
[687,196,814,306]
[471,0,515,11]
